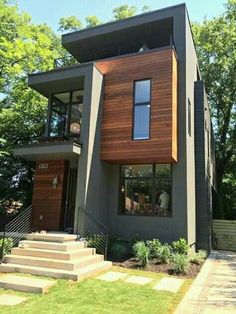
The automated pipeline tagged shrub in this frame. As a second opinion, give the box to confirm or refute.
[0,237,13,256]
[86,234,105,254]
[189,250,207,265]
[172,238,189,255]
[133,241,150,266]
[110,241,128,259]
[146,239,162,258]
[158,244,172,264]
[171,253,190,274]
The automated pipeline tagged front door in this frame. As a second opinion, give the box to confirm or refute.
[64,168,77,231]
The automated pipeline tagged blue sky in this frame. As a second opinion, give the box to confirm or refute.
[18,0,225,32]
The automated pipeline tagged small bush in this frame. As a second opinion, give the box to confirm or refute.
[146,239,162,258]
[110,241,128,259]
[158,244,172,264]
[172,238,189,255]
[133,241,150,266]
[86,234,105,254]
[189,250,207,265]
[171,253,190,274]
[0,237,13,256]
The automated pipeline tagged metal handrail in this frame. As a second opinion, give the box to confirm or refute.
[0,205,32,262]
[77,207,109,260]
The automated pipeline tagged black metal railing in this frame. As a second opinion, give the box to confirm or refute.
[53,55,77,69]
[77,207,109,260]
[0,205,32,262]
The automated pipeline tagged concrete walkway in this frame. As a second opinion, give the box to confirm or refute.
[175,250,236,314]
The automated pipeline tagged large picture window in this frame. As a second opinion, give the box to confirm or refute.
[49,90,83,138]
[120,164,172,217]
[133,79,151,140]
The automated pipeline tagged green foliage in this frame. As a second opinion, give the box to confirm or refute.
[133,241,150,266]
[142,5,151,13]
[0,237,13,256]
[189,250,207,265]
[110,241,128,259]
[58,16,83,32]
[157,244,172,264]
[85,16,101,28]
[112,5,137,20]
[192,0,236,218]
[86,235,105,254]
[146,239,162,258]
[171,238,189,255]
[171,254,190,274]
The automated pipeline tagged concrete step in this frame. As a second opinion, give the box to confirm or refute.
[0,274,56,294]
[26,233,78,243]
[19,240,86,251]
[0,261,112,281]
[4,254,104,271]
[11,247,95,260]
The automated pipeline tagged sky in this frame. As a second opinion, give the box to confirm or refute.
[17,0,226,32]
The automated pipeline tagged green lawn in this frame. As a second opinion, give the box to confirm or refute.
[0,267,192,314]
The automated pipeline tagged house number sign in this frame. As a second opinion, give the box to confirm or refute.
[39,163,48,170]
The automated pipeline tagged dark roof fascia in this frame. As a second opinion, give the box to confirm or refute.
[62,3,186,45]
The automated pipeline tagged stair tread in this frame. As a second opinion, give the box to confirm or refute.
[0,274,55,287]
[5,253,102,264]
[12,247,92,255]
[20,240,85,247]
[0,261,111,275]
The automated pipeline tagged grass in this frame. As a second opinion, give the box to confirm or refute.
[0,267,192,314]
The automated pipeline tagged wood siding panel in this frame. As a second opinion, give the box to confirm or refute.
[32,160,68,231]
[96,48,177,163]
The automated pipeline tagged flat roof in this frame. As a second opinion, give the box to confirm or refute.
[62,3,185,62]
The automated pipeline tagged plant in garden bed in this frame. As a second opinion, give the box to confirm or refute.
[108,235,129,259]
[171,238,189,255]
[0,237,13,256]
[146,239,162,258]
[189,250,207,265]
[171,253,190,274]
[133,241,150,266]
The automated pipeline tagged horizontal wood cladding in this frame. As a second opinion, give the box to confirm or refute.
[32,160,68,231]
[96,48,177,164]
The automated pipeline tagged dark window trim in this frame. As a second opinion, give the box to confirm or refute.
[48,89,83,138]
[132,79,152,141]
[118,164,172,217]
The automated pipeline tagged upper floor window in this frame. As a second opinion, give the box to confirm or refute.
[49,90,83,138]
[133,79,151,140]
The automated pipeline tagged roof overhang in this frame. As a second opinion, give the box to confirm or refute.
[13,141,81,161]
[28,63,94,98]
[62,4,185,62]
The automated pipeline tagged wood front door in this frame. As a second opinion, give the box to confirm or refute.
[32,160,68,231]
[64,168,77,231]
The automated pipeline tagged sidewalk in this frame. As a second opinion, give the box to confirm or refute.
[175,250,236,314]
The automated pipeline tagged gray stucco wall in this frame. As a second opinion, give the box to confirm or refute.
[194,81,213,252]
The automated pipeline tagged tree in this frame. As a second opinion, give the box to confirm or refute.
[85,15,101,28]
[0,0,62,209]
[192,0,236,218]
[112,5,137,20]
[58,16,83,32]
[142,5,151,13]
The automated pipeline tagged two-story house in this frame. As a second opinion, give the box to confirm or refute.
[14,3,215,252]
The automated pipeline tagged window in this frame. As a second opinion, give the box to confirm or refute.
[133,80,151,140]
[188,98,191,136]
[120,164,172,216]
[49,90,83,138]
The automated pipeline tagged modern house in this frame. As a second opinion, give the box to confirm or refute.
[14,3,215,252]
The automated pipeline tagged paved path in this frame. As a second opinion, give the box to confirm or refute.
[175,250,236,314]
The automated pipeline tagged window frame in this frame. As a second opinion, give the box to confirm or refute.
[132,79,152,141]
[118,164,172,217]
[48,89,83,138]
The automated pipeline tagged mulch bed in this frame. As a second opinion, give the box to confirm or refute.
[110,256,202,278]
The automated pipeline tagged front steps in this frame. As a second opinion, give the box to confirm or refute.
[0,233,112,282]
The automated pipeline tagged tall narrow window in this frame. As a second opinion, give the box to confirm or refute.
[133,79,151,140]
[188,98,191,136]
